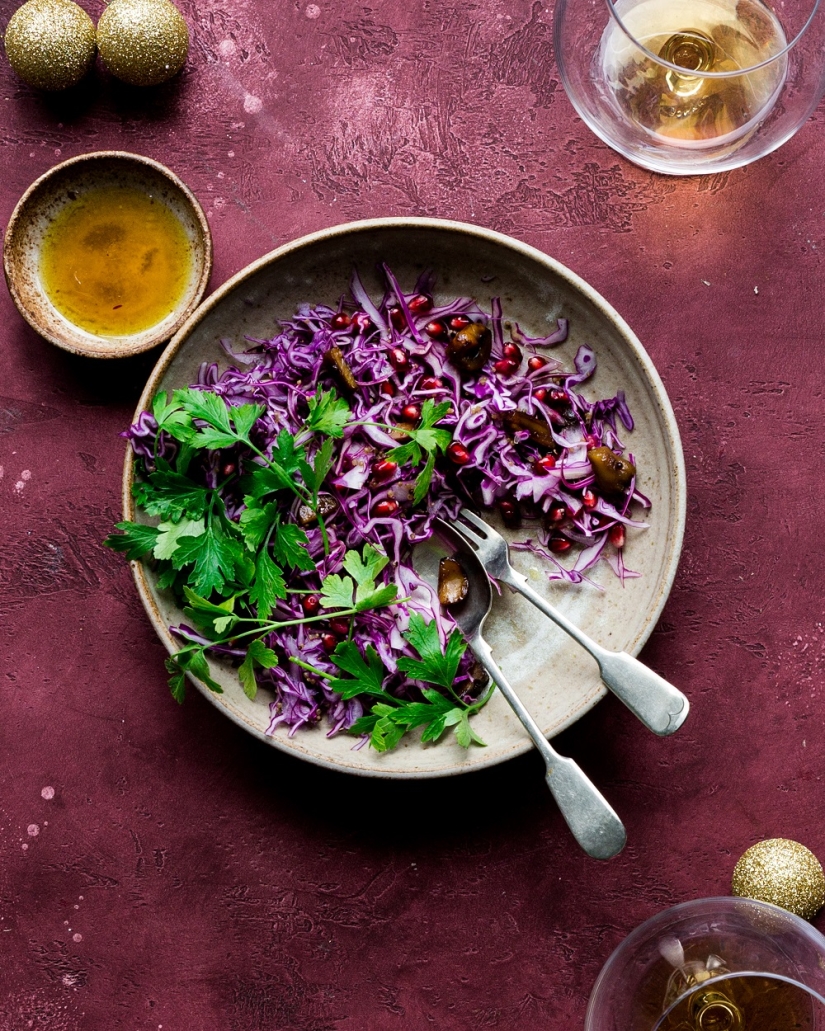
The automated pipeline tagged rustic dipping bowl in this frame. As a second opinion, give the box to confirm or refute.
[3,151,212,359]
[123,217,687,779]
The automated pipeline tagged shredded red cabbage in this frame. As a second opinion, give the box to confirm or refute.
[126,266,648,736]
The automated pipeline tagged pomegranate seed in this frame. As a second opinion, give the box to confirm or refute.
[352,311,373,332]
[548,502,566,524]
[528,355,547,372]
[408,293,433,314]
[449,315,471,330]
[503,343,522,362]
[609,524,626,548]
[549,536,572,554]
[582,489,597,510]
[388,347,410,374]
[388,305,406,331]
[373,499,399,517]
[329,617,350,636]
[584,435,598,450]
[321,633,338,653]
[447,442,470,465]
[330,312,351,329]
[372,459,398,483]
[302,595,320,615]
[534,388,547,402]
[534,454,557,473]
[493,359,518,376]
[380,381,396,397]
[221,462,236,477]
[499,500,518,525]
[425,320,447,339]
[420,376,443,390]
[401,404,421,423]
[548,388,568,406]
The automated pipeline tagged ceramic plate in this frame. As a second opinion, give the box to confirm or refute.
[123,218,686,778]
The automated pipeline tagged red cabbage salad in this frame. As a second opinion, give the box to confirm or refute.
[105,266,649,752]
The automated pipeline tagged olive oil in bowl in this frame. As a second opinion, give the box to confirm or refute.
[40,184,194,337]
[5,152,211,358]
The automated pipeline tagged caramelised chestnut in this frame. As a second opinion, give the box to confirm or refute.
[297,493,338,527]
[587,446,636,492]
[446,322,492,373]
[324,346,357,392]
[438,556,469,606]
[502,409,555,449]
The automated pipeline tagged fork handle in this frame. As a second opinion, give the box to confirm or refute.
[469,636,626,860]
[501,569,689,737]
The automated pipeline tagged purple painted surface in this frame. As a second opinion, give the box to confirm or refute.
[1,0,824,1027]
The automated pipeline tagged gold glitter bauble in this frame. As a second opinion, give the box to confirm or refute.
[4,0,96,91]
[97,0,188,86]
[732,838,825,920]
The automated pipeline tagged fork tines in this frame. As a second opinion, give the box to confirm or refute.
[454,508,493,545]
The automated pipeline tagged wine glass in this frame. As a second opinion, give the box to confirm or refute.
[553,0,825,174]
[585,897,825,1031]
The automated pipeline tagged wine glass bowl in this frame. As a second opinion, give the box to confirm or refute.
[553,0,825,174]
[585,897,825,1031]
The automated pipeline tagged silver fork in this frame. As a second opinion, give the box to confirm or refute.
[417,520,627,859]
[452,509,689,736]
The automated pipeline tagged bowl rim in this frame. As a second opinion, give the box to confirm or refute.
[122,215,688,778]
[3,149,213,360]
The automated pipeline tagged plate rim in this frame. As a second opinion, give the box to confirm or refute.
[122,216,687,778]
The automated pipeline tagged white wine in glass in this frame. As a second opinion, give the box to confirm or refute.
[599,0,788,148]
[585,899,825,1031]
[553,0,825,173]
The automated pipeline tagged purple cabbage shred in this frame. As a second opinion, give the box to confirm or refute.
[127,269,648,738]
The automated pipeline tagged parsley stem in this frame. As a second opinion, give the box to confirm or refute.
[244,438,313,504]
[347,420,400,431]
[317,512,331,556]
[223,606,363,637]
[465,680,496,714]
[287,656,333,680]
[197,595,413,650]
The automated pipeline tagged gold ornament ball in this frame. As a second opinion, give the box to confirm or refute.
[732,838,825,920]
[97,0,189,87]
[4,0,96,91]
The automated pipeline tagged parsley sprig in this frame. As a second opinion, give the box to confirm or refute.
[108,386,342,599]
[135,540,401,704]
[305,388,351,438]
[106,384,489,750]
[318,544,399,612]
[294,614,490,752]
[386,399,453,503]
[105,387,378,700]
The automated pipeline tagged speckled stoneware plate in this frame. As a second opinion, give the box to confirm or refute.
[4,151,212,359]
[123,218,686,778]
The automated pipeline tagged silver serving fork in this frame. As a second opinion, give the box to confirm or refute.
[452,509,689,737]
[416,520,626,859]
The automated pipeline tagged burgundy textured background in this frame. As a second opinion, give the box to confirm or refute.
[1,0,824,1027]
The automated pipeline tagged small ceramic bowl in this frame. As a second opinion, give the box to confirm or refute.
[3,151,212,359]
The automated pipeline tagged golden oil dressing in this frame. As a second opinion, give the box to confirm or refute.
[39,184,193,337]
